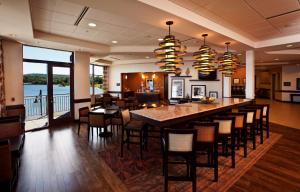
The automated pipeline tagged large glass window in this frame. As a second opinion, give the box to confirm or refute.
[90,64,104,95]
[23,45,72,63]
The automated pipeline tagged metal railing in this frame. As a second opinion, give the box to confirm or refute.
[24,94,70,120]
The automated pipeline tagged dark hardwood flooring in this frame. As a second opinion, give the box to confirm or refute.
[14,123,300,192]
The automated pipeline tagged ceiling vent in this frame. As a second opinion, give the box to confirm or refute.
[74,6,89,26]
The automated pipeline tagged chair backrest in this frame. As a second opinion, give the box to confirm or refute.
[88,112,105,127]
[213,116,235,135]
[0,140,12,182]
[227,112,247,129]
[238,109,256,124]
[191,122,219,143]
[0,116,22,139]
[121,109,131,126]
[116,100,126,109]
[256,104,269,117]
[165,129,197,153]
[245,105,263,120]
[79,107,89,117]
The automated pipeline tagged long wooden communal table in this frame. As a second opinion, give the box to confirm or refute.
[131,98,253,127]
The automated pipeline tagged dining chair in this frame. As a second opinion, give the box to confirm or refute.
[103,96,112,108]
[256,104,270,138]
[120,109,146,159]
[226,112,248,158]
[88,112,111,141]
[238,108,257,150]
[190,122,219,182]
[213,116,236,168]
[116,99,126,110]
[163,128,197,192]
[78,107,89,135]
[245,105,264,144]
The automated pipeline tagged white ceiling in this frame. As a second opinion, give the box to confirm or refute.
[1,0,300,66]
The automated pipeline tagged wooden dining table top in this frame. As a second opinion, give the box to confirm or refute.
[131,98,252,125]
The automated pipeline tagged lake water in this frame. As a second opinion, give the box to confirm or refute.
[24,84,103,97]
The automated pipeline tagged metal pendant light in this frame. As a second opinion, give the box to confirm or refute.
[192,34,217,75]
[154,21,186,73]
[218,42,239,77]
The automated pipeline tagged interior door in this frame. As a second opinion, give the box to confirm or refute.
[48,63,74,126]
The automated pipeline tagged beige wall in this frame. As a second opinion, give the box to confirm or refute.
[74,51,90,119]
[2,40,23,105]
[281,65,300,102]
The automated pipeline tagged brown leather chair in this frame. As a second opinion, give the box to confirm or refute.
[163,128,197,192]
[191,122,219,182]
[88,112,111,141]
[0,140,13,192]
[120,109,146,159]
[78,107,89,135]
[213,116,236,168]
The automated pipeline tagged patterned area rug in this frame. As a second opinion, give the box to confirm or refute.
[99,132,282,192]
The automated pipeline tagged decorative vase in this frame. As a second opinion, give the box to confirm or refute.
[175,68,182,76]
[185,67,190,76]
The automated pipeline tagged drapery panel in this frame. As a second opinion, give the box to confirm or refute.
[103,66,109,92]
[0,39,6,116]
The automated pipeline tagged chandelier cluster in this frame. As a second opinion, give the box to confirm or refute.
[218,42,240,77]
[192,34,217,75]
[154,21,240,76]
[154,21,187,73]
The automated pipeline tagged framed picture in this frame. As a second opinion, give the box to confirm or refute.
[283,82,291,86]
[171,79,185,99]
[209,91,218,99]
[191,85,206,99]
[233,78,240,84]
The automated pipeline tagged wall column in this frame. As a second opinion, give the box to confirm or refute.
[246,50,255,99]
[223,75,231,97]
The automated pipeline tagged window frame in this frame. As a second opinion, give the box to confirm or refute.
[90,64,104,95]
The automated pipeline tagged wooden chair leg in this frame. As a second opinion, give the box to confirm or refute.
[78,122,81,135]
[266,117,270,138]
[120,129,124,157]
[243,129,247,158]
[214,146,218,182]
[251,125,256,150]
[260,119,263,144]
[231,133,235,168]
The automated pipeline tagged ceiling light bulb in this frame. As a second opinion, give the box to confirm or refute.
[286,44,293,48]
[274,58,279,61]
[158,38,163,41]
[112,40,118,44]
[88,23,96,27]
[145,56,150,59]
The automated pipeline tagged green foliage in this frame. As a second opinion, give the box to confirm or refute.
[24,73,70,86]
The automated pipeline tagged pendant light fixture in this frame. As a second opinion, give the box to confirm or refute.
[154,21,186,73]
[192,34,217,75]
[218,42,239,77]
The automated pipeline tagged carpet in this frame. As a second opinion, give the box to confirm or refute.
[99,132,282,192]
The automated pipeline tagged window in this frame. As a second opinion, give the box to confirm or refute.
[90,64,104,95]
[23,45,72,63]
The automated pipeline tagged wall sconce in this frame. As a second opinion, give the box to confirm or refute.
[152,73,156,79]
[142,73,145,79]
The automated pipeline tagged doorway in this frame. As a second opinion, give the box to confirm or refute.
[23,45,74,131]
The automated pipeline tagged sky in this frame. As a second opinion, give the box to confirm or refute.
[23,45,103,75]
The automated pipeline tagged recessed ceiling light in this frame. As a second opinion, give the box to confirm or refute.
[145,56,150,59]
[274,58,279,61]
[112,40,118,44]
[158,38,163,41]
[88,23,96,27]
[286,44,293,48]
[237,53,242,56]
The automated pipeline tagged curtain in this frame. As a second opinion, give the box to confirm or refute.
[103,66,109,92]
[0,39,6,116]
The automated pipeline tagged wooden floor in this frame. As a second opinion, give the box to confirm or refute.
[14,122,300,192]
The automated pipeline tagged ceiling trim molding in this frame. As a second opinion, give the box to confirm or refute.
[255,33,300,48]
[138,0,256,48]
[33,30,110,52]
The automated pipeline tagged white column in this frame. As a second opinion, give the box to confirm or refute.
[223,75,232,97]
[246,50,255,99]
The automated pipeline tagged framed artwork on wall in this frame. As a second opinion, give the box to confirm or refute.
[233,78,240,84]
[283,82,291,86]
[191,85,206,99]
[209,91,218,98]
[171,79,185,99]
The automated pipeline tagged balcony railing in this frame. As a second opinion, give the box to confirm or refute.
[24,94,70,120]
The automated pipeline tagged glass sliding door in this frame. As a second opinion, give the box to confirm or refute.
[50,66,71,120]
